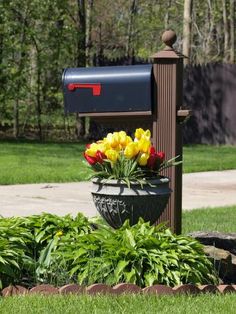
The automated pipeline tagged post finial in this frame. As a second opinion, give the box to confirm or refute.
[162,30,177,50]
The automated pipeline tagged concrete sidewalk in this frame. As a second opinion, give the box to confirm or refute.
[0,170,236,218]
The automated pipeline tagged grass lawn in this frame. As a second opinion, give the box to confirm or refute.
[1,294,236,314]
[0,141,236,184]
[182,205,236,234]
[183,145,236,173]
[0,141,92,185]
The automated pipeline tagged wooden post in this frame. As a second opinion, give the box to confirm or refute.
[151,30,184,234]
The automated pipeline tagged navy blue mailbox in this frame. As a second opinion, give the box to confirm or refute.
[62,64,153,115]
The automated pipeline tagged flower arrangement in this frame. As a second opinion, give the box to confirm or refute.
[84,128,180,186]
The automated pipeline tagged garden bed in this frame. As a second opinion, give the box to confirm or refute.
[0,213,219,290]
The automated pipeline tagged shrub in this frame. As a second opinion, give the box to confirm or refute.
[51,219,218,287]
[0,217,34,288]
[0,213,92,288]
[0,214,218,288]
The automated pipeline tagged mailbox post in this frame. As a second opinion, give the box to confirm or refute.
[151,30,185,234]
[62,30,189,234]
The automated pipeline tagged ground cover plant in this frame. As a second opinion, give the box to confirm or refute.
[50,219,218,287]
[2,208,236,313]
[0,141,235,184]
[0,213,218,289]
[0,213,92,288]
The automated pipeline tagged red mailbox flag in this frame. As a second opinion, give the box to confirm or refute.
[67,83,101,96]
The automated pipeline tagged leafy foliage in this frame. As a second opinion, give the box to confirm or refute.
[89,156,150,188]
[1,0,232,140]
[0,213,92,288]
[0,214,218,288]
[0,217,34,288]
[50,219,218,287]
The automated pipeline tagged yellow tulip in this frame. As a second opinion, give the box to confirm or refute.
[122,136,132,147]
[138,153,149,166]
[105,149,119,162]
[138,137,151,153]
[135,128,145,140]
[135,128,151,141]
[85,143,99,157]
[97,142,110,153]
[106,132,120,148]
[119,131,127,146]
[144,129,151,139]
[124,142,139,159]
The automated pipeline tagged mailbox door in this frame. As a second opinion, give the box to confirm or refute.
[62,64,153,115]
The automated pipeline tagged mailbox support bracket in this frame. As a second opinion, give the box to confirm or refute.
[79,111,152,117]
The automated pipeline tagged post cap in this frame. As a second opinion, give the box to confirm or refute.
[162,30,177,50]
[150,30,183,59]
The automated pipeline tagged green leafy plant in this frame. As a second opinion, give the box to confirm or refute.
[0,218,34,288]
[51,219,218,287]
[0,213,92,288]
[24,213,92,283]
[0,214,219,288]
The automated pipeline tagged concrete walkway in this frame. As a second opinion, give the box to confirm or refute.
[0,170,236,218]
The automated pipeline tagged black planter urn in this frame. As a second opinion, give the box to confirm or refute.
[91,177,171,229]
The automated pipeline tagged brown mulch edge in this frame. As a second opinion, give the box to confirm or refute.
[1,284,236,296]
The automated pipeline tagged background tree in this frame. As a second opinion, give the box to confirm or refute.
[183,0,193,65]
[0,0,235,140]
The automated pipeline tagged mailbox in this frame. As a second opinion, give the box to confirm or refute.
[62,64,153,116]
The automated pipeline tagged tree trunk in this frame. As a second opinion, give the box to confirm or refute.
[222,0,230,62]
[36,54,42,141]
[230,0,235,63]
[12,8,28,138]
[205,0,214,61]
[76,0,87,139]
[13,100,19,138]
[86,0,93,67]
[183,0,193,65]
[126,0,137,62]
[164,0,172,30]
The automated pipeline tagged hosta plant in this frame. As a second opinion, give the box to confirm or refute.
[0,218,34,288]
[50,219,218,287]
[0,213,92,288]
[84,128,180,186]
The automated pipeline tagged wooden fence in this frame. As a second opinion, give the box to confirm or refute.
[183,63,236,145]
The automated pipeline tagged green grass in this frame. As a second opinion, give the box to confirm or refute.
[0,141,235,184]
[1,294,236,314]
[0,140,93,185]
[182,205,236,234]
[183,145,236,173]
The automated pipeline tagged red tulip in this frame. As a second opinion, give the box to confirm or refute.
[96,150,106,164]
[147,154,156,169]
[84,153,97,165]
[156,151,165,163]
[149,146,156,154]
[147,149,165,170]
